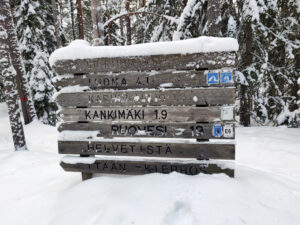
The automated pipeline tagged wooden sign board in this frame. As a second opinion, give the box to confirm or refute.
[54,70,235,90]
[58,106,234,123]
[58,140,235,160]
[52,52,236,74]
[58,122,235,139]
[56,88,235,107]
[60,157,234,177]
[52,48,237,179]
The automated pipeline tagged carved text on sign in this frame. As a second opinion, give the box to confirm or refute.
[85,143,173,155]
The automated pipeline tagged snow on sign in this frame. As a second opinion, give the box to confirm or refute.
[50,37,237,180]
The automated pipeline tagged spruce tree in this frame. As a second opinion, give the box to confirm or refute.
[134,0,182,43]
[237,0,299,126]
[13,0,57,125]
[260,0,300,126]
[173,0,205,41]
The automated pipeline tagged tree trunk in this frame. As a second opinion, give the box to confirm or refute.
[125,1,132,45]
[207,0,222,37]
[77,0,84,39]
[239,21,252,127]
[0,51,27,151]
[70,0,76,40]
[91,0,104,46]
[51,0,62,47]
[0,0,36,125]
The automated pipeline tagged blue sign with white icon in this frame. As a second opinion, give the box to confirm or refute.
[213,124,223,137]
[207,72,219,84]
[220,72,233,84]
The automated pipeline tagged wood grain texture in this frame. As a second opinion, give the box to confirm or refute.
[58,140,235,160]
[58,106,234,123]
[60,158,234,177]
[52,52,236,74]
[56,87,236,107]
[54,70,235,90]
[58,122,235,139]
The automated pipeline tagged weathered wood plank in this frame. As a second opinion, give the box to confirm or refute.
[56,87,236,107]
[58,140,235,160]
[60,157,234,177]
[58,106,235,123]
[52,52,236,74]
[58,122,235,139]
[54,70,235,90]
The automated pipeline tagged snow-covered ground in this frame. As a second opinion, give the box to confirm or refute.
[0,102,300,225]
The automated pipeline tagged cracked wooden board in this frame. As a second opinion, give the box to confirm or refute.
[60,157,234,177]
[55,87,236,107]
[52,52,236,74]
[58,140,235,160]
[54,70,235,90]
[58,122,235,139]
[58,106,235,123]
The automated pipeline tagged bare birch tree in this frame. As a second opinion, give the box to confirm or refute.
[91,0,104,45]
[0,52,27,151]
[0,21,27,150]
[51,0,62,47]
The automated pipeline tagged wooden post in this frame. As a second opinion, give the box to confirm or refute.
[80,154,93,181]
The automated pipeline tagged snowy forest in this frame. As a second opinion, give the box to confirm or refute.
[0,0,299,128]
[1,1,300,224]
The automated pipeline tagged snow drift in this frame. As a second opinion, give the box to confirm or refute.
[1,103,300,225]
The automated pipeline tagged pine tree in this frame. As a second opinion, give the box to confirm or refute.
[13,0,57,125]
[237,0,300,127]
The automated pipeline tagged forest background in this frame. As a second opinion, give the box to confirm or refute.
[0,0,299,128]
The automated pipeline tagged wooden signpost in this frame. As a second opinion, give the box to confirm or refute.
[52,49,236,180]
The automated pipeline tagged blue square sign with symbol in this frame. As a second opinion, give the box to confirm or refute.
[213,124,223,137]
[207,72,219,84]
[220,72,233,84]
